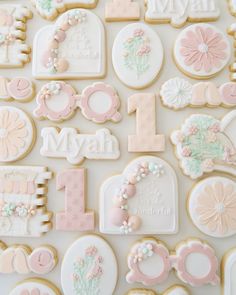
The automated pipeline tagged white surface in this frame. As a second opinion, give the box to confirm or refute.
[0,0,235,294]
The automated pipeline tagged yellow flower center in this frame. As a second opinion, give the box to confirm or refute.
[0,128,8,139]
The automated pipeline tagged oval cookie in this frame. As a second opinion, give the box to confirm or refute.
[61,235,118,295]
[112,23,164,89]
[174,23,231,79]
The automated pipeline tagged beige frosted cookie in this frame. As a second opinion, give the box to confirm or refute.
[0,4,32,68]
[31,0,98,20]
[105,0,140,22]
[126,285,190,295]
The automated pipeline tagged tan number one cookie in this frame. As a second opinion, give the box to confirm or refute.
[105,0,140,21]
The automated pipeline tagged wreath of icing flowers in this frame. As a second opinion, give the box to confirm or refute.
[0,201,36,218]
[110,161,165,234]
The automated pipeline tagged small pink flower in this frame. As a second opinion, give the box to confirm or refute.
[141,45,151,54]
[223,147,235,163]
[202,159,214,171]
[175,131,185,143]
[86,246,97,257]
[209,122,221,133]
[97,256,103,263]
[188,125,198,135]
[182,146,192,157]
[134,29,144,37]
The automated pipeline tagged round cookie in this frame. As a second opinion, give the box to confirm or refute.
[174,23,231,79]
[188,176,236,238]
[0,106,35,163]
[112,23,164,89]
[61,235,118,295]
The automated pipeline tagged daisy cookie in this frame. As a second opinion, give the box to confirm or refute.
[112,23,164,89]
[33,9,105,79]
[188,177,236,238]
[174,23,231,79]
[171,111,236,179]
[100,156,178,235]
[61,235,118,295]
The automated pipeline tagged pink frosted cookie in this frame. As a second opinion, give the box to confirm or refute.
[112,23,164,89]
[0,241,57,274]
[9,278,61,295]
[0,4,32,68]
[126,238,219,287]
[126,286,190,295]
[105,0,140,21]
[222,248,236,294]
[100,156,178,235]
[31,0,98,20]
[33,9,106,79]
[61,235,118,295]
[174,23,231,79]
[171,111,236,179]
[188,176,236,238]
[0,106,35,163]
[0,166,52,237]
[160,78,236,109]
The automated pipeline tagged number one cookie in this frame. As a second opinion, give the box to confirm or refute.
[128,93,165,152]
[56,169,94,231]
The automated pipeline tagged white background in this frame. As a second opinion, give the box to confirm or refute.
[0,0,235,294]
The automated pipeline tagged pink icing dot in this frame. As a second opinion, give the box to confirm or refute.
[56,58,69,73]
[123,184,136,198]
[48,39,59,49]
[110,207,128,226]
[113,197,126,207]
[20,291,29,295]
[54,29,66,42]
[61,22,71,31]
[128,215,141,231]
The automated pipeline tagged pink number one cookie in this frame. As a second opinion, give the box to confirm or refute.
[128,93,165,152]
[56,169,94,231]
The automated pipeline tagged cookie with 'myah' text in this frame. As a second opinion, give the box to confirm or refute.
[171,111,236,179]
[31,0,98,20]
[126,285,190,295]
[100,156,178,235]
[222,248,236,295]
[174,23,231,79]
[112,23,164,89]
[61,235,118,295]
[33,9,106,79]
[0,4,32,68]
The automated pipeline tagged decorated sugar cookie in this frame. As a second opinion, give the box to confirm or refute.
[228,0,236,16]
[126,238,219,287]
[188,177,236,238]
[9,278,61,295]
[40,127,120,164]
[0,106,35,163]
[171,111,236,179]
[174,23,231,79]
[222,248,236,295]
[228,24,236,82]
[0,5,32,68]
[112,23,164,89]
[160,78,236,109]
[0,166,52,237]
[105,0,140,21]
[31,0,98,20]
[33,9,106,79]
[100,156,178,235]
[0,241,57,274]
[145,0,219,28]
[0,77,34,102]
[61,235,118,295]
[126,285,190,295]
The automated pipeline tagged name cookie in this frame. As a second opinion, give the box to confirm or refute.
[100,156,178,235]
[61,235,118,295]
[34,81,121,123]
[174,23,231,79]
[105,0,140,21]
[0,241,57,274]
[33,9,106,79]
[0,166,52,237]
[0,106,35,163]
[9,278,61,295]
[112,23,164,89]
[145,0,219,28]
[160,78,236,109]
[222,248,236,295]
[40,127,120,164]
[0,4,32,68]
[126,238,219,287]
[126,286,190,295]
[171,111,236,179]
[31,0,98,20]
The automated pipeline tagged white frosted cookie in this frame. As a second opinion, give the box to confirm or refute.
[171,111,236,179]
[112,23,164,89]
[100,156,178,235]
[31,0,98,20]
[61,235,118,295]
[222,248,236,295]
[145,0,219,27]
[228,24,236,82]
[0,106,35,163]
[9,278,61,295]
[33,9,106,79]
[0,4,32,68]
[174,23,231,79]
[0,166,52,237]
[126,285,190,295]
[188,177,236,238]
